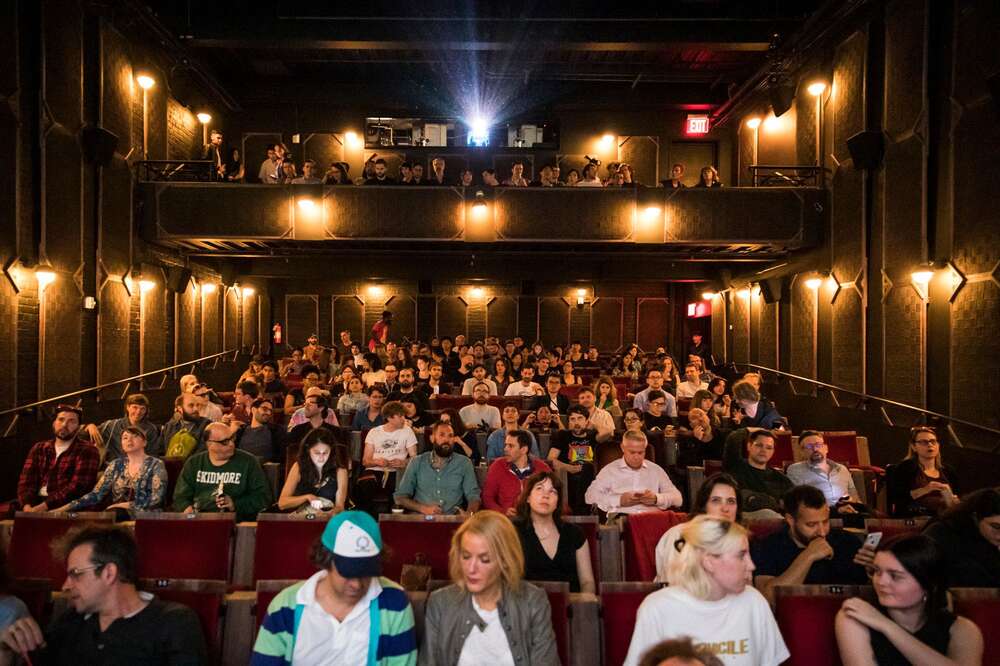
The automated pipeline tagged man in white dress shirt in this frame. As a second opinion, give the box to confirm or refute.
[675,362,709,400]
[585,430,682,515]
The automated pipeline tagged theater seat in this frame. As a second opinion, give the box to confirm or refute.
[431,395,472,411]
[564,515,601,584]
[863,517,930,542]
[559,385,583,402]
[8,512,116,587]
[600,582,661,666]
[622,511,688,581]
[253,513,330,583]
[772,431,796,468]
[8,579,52,626]
[135,512,235,581]
[950,588,1000,666]
[140,578,226,659]
[378,514,465,582]
[528,581,571,666]
[774,584,875,666]
[745,518,786,542]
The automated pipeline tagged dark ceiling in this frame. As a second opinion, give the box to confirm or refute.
[138,0,826,112]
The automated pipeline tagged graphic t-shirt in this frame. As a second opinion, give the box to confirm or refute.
[624,586,789,666]
[552,431,597,465]
[364,425,418,472]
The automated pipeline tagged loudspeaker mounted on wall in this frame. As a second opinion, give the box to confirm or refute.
[759,277,784,304]
[769,82,797,118]
[219,265,238,287]
[79,125,119,167]
[846,130,885,170]
[166,266,192,293]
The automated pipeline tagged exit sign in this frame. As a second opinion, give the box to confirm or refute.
[686,115,710,135]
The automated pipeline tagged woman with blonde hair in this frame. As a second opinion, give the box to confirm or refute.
[624,516,788,666]
[421,511,559,666]
[886,425,960,517]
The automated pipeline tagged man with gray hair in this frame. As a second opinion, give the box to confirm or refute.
[585,430,682,515]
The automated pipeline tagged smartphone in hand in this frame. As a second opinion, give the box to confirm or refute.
[864,531,883,549]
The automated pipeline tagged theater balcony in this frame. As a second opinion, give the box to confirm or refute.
[138,179,825,260]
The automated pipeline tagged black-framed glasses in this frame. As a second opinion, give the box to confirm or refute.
[66,563,105,580]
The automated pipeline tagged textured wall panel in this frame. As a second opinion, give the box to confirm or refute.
[952,0,1000,108]
[224,289,240,351]
[0,279,16,408]
[176,282,198,362]
[618,136,659,185]
[496,189,632,241]
[385,295,416,343]
[757,105,797,166]
[486,297,517,342]
[737,126,755,186]
[101,26,133,158]
[41,280,82,397]
[789,277,816,378]
[332,296,364,345]
[284,295,316,349]
[242,294,258,351]
[664,188,819,244]
[831,167,865,282]
[591,298,623,352]
[711,298,727,364]
[98,281,130,384]
[952,106,1000,276]
[303,134,344,173]
[882,286,923,406]
[101,160,132,278]
[882,135,926,272]
[831,292,864,393]
[43,1,82,128]
[257,293,271,353]
[329,188,463,239]
[758,301,778,369]
[832,30,867,164]
[141,285,165,373]
[167,99,198,161]
[569,304,590,345]
[152,184,293,238]
[635,299,668,351]
[42,131,83,270]
[202,292,220,355]
[517,297,539,342]
[538,298,570,347]
[884,0,927,138]
[950,282,999,433]
[732,293,749,363]
[795,94,819,167]
[436,297,467,339]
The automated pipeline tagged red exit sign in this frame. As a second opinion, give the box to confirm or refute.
[686,114,710,135]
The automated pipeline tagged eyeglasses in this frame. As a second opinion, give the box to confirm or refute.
[914,438,939,445]
[66,563,105,580]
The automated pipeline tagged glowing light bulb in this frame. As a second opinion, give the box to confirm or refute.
[139,279,156,294]
[196,112,211,124]
[807,81,827,97]
[745,117,762,129]
[136,74,155,90]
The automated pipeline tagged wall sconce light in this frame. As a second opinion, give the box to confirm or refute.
[136,74,155,90]
[576,288,587,307]
[138,279,156,294]
[599,133,615,150]
[763,113,782,131]
[807,81,828,97]
[367,285,384,298]
[911,263,936,300]
[345,131,361,148]
[297,197,317,212]
[745,117,762,130]
[471,286,484,299]
[35,268,57,292]
[701,291,716,301]
[196,112,212,124]
[804,276,824,290]
[737,287,751,299]
[201,282,217,295]
[751,285,761,297]
[642,205,661,222]
[242,286,256,298]
[136,73,155,159]
[471,190,488,220]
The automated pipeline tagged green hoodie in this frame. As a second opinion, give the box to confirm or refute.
[172,449,271,520]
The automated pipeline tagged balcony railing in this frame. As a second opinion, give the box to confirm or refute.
[748,165,826,187]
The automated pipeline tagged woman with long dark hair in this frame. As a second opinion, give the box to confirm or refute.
[886,426,960,517]
[923,487,1000,588]
[491,357,516,396]
[277,428,349,513]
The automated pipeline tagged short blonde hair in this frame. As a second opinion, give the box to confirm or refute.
[448,511,524,592]
[668,515,748,600]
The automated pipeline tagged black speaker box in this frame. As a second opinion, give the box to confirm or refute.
[219,265,238,286]
[166,266,192,293]
[79,125,119,167]
[846,130,885,170]
[759,278,783,304]
[769,83,797,118]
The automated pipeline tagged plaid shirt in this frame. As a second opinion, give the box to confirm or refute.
[17,438,101,508]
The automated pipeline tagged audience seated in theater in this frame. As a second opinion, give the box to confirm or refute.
[352,385,387,430]
[238,354,265,385]
[173,422,271,521]
[435,409,480,466]
[0,524,206,664]
[57,427,167,515]
[486,357,513,396]
[160,392,211,458]
[662,163,688,189]
[257,144,279,184]
[483,430,551,515]
[397,161,414,185]
[752,485,874,605]
[548,405,600,514]
[191,381,223,423]
[560,360,580,387]
[286,388,339,445]
[422,511,559,666]
[730,381,785,430]
[337,377,370,413]
[420,361,452,397]
[585,430,682,516]
[427,157,450,186]
[326,161,354,185]
[741,371,763,393]
[622,408,645,435]
[277,428,349,514]
[486,406,541,463]
[835,534,983,666]
[379,363,399,394]
[360,353,387,387]
[886,426,960,518]
[638,638,723,666]
[578,160,603,187]
[592,376,623,418]
[229,379,259,426]
[515,471,595,594]
[233,397,284,463]
[786,430,865,519]
[694,165,722,188]
[642,390,676,432]
[394,421,480,516]
[283,365,322,414]
[504,366,543,398]
[922,487,1000,588]
[577,387,615,441]
[259,361,288,408]
[462,363,498,396]
[503,161,529,187]
[676,407,725,467]
[281,348,307,378]
[625,516,789,666]
[252,511,416,665]
[399,394,432,430]
[387,368,430,414]
[356,402,417,516]
[564,168,581,186]
[525,405,564,437]
[633,368,677,415]
[17,405,100,513]
[329,365,356,398]
[363,158,395,185]
[290,158,322,184]
[722,428,793,518]
[691,389,730,433]
[336,330,356,363]
[708,377,731,416]
[410,162,426,185]
[531,373,569,415]
[280,161,297,182]
[481,168,500,187]
[675,363,709,400]
[84,393,161,462]
[655,473,742,582]
[460,383,502,431]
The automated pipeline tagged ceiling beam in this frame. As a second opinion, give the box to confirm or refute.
[190,39,771,52]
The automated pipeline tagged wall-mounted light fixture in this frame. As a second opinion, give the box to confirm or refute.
[35,268,57,293]
[138,279,156,294]
[345,131,362,149]
[806,80,828,167]
[911,262,937,300]
[745,117,762,166]
[701,291,717,301]
[196,112,212,145]
[367,284,384,298]
[804,277,824,290]
[471,190,488,220]
[201,282,217,295]
[470,286,485,299]
[599,133,615,151]
[242,286,256,298]
[576,288,588,307]
[136,73,155,159]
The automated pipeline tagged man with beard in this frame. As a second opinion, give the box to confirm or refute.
[286,389,339,446]
[504,366,543,398]
[548,406,600,514]
[786,430,863,517]
[393,421,480,515]
[458,382,501,431]
[159,392,212,458]
[84,393,161,461]
[752,484,874,605]
[577,387,615,442]
[387,368,429,413]
[419,361,452,396]
[17,405,100,512]
[234,397,284,462]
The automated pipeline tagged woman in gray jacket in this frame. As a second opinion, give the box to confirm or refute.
[420,511,559,666]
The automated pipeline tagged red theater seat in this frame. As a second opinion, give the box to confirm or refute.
[135,513,235,581]
[623,511,688,581]
[746,518,786,542]
[822,431,861,466]
[559,385,584,402]
[253,513,330,583]
[8,579,51,625]
[563,515,601,584]
[951,588,1000,666]
[431,395,473,411]
[378,515,465,582]
[8,512,116,588]
[141,579,226,658]
[774,585,875,666]
[600,582,660,666]
[529,581,571,666]
[863,517,929,542]
[773,431,796,468]
[703,459,723,478]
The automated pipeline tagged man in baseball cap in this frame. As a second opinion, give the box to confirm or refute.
[251,511,417,665]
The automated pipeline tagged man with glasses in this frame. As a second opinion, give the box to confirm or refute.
[531,374,569,415]
[17,405,100,513]
[632,368,678,417]
[786,430,863,517]
[0,524,205,663]
[173,422,271,521]
[641,390,676,431]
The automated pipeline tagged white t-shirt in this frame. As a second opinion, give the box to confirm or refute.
[653,523,685,582]
[364,425,418,472]
[293,570,381,666]
[458,597,515,666]
[462,377,498,396]
[624,586,789,666]
[504,382,542,397]
[459,403,502,429]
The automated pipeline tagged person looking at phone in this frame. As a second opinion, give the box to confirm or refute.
[786,430,864,517]
[584,430,681,516]
[752,485,873,605]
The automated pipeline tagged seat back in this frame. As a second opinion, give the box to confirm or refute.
[528,581,571,666]
[255,579,300,630]
[774,585,875,666]
[675,397,692,415]
[559,385,584,402]
[378,515,465,582]
[432,395,473,411]
[9,512,116,587]
[863,517,930,542]
[600,582,661,666]
[563,515,601,584]
[162,457,187,504]
[951,588,1000,666]
[622,511,688,581]
[254,513,331,583]
[140,579,226,658]
[823,431,861,466]
[746,518,786,542]
[135,513,236,581]
[8,579,51,626]
[773,431,796,467]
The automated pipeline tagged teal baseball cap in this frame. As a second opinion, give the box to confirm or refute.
[321,510,383,578]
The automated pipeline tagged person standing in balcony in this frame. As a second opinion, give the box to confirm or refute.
[662,163,687,188]
[427,157,451,185]
[290,159,322,184]
[503,161,529,187]
[695,165,723,188]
